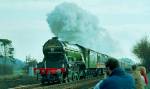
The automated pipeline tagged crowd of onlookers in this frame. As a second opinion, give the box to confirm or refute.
[132,65,148,89]
[94,58,149,89]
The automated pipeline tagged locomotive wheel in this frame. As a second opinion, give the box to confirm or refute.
[41,75,47,85]
[76,72,80,80]
[59,73,63,84]
[72,73,76,81]
[64,76,69,83]
[72,72,79,81]
[83,71,86,79]
[41,78,45,85]
[79,71,86,79]
[68,76,72,82]
[67,70,73,82]
[41,80,45,84]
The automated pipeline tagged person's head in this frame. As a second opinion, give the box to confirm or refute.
[105,58,120,75]
[132,65,137,71]
[138,66,146,75]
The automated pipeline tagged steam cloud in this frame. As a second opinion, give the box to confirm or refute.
[47,2,117,54]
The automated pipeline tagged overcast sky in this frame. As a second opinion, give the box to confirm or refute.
[0,0,150,62]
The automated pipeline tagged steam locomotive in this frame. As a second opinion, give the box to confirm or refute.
[34,37,133,84]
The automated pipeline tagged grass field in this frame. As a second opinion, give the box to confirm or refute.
[0,74,40,89]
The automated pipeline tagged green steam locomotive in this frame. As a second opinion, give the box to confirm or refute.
[34,37,133,84]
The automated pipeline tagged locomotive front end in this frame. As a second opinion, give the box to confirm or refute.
[35,37,67,84]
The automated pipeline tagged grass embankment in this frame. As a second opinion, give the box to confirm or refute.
[0,74,40,89]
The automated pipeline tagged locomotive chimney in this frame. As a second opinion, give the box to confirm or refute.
[52,37,58,40]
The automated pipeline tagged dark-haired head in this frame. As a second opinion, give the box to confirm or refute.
[132,65,137,71]
[105,58,120,71]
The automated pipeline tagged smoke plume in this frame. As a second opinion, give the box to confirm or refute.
[47,2,117,54]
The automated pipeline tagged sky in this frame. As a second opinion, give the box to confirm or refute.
[0,0,150,62]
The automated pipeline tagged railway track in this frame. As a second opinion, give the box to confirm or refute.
[11,76,103,89]
[9,84,41,89]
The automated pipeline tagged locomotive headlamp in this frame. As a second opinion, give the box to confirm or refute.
[56,69,61,74]
[41,69,46,73]
[51,48,54,52]
[36,69,40,74]
[48,71,51,74]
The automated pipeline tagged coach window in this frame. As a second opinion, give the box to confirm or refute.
[101,55,104,63]
[97,55,100,63]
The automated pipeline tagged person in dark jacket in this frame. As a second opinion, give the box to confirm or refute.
[95,58,135,89]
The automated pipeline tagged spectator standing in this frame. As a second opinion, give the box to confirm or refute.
[94,58,135,89]
[132,65,144,89]
[138,66,148,89]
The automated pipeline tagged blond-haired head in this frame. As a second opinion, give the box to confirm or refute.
[138,66,146,75]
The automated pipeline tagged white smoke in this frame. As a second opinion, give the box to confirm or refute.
[47,2,117,54]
